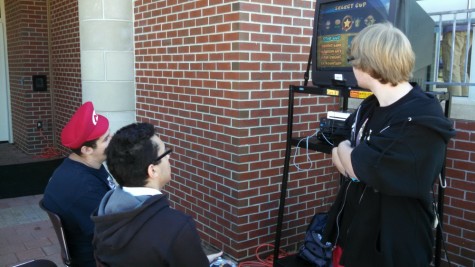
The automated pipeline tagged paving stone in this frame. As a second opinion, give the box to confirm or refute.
[24,237,54,250]
[0,253,18,267]
[41,243,60,256]
[0,243,26,256]
[16,247,46,262]
[0,145,62,266]
[30,223,56,240]
[0,194,62,267]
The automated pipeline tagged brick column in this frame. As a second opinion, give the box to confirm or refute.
[133,1,339,261]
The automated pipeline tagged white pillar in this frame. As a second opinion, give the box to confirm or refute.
[78,0,136,133]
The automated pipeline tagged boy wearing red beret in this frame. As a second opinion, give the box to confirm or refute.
[43,101,115,267]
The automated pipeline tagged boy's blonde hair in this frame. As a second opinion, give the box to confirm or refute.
[349,22,415,86]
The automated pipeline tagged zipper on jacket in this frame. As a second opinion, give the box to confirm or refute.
[351,106,361,146]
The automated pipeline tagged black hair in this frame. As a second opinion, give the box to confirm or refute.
[71,139,97,155]
[106,122,158,187]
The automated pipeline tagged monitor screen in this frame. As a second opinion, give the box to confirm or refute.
[311,0,434,88]
[315,0,391,71]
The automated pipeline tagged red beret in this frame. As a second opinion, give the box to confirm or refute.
[61,102,109,149]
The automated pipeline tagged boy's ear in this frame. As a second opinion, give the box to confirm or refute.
[80,145,93,155]
[145,164,161,188]
[147,164,155,178]
[147,164,163,178]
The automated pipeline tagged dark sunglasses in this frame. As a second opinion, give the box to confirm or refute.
[154,147,173,163]
[347,56,355,63]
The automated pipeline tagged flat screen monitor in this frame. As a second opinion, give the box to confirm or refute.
[311,0,435,88]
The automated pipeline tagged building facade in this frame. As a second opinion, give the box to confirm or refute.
[0,0,473,265]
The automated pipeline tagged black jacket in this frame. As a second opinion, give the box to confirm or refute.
[91,188,209,267]
[43,158,111,267]
[323,85,456,267]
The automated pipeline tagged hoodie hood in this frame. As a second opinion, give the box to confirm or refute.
[92,188,168,250]
[395,115,455,143]
[355,88,456,145]
[350,86,456,199]
[381,90,455,143]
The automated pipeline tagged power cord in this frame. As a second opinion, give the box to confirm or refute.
[34,128,62,159]
[292,130,319,171]
[237,244,290,267]
[319,131,334,147]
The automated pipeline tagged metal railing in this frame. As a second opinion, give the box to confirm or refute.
[425,8,475,99]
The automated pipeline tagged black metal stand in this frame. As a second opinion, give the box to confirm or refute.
[273,89,450,267]
[432,91,451,267]
[434,162,446,267]
[272,84,296,267]
[272,84,362,267]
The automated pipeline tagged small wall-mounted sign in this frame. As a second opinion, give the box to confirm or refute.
[32,75,47,92]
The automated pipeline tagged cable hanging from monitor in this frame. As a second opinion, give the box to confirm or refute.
[292,130,319,171]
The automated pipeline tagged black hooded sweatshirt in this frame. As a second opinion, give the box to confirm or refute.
[91,188,209,267]
[323,85,456,267]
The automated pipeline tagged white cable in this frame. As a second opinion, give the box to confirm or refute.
[439,173,447,188]
[292,130,318,171]
[320,132,334,146]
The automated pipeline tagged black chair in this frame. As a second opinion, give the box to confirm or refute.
[12,259,57,267]
[39,199,72,266]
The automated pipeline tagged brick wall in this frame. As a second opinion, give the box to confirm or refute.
[5,0,53,155]
[444,120,475,266]
[4,0,79,157]
[134,0,474,265]
[134,0,341,261]
[3,0,473,265]
[48,0,82,154]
